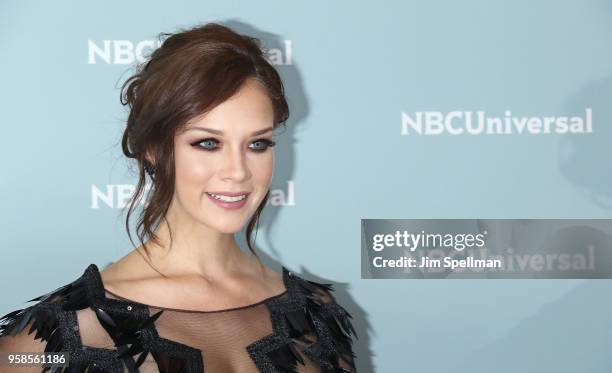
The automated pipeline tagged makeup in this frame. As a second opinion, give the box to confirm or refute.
[205,192,249,210]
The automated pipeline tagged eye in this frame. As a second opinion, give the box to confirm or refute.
[193,138,220,151]
[249,139,276,152]
[191,138,276,152]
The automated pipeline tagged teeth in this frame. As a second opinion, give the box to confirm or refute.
[208,193,247,202]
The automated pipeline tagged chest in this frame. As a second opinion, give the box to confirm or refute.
[69,292,324,372]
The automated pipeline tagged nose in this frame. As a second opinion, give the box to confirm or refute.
[219,145,251,182]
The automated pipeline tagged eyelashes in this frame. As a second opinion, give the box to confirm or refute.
[191,137,276,153]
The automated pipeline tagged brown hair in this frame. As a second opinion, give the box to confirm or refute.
[119,23,289,271]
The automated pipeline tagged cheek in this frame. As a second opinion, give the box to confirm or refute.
[174,147,213,188]
[251,153,274,184]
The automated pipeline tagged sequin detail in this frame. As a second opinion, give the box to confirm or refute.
[0,264,357,372]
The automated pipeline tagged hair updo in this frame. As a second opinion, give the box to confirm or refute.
[119,22,289,265]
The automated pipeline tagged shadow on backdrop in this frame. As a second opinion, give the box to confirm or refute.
[225,19,374,372]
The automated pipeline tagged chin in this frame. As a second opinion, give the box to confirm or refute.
[212,225,246,235]
[203,218,248,234]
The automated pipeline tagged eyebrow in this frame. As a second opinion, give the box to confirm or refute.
[188,126,274,136]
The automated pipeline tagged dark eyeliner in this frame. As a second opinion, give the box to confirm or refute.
[191,137,220,151]
[250,138,276,152]
[191,137,276,152]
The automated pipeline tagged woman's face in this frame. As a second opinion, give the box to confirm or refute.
[171,78,276,234]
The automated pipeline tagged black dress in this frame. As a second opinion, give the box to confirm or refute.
[0,264,357,372]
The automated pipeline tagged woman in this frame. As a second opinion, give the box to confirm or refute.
[0,23,357,372]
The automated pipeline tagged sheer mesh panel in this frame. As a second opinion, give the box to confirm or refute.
[76,308,114,349]
[0,264,356,372]
[93,290,321,372]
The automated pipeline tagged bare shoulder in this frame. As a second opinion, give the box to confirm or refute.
[98,250,160,299]
[251,258,286,293]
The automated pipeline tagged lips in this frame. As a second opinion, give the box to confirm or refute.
[206,192,249,210]
[206,191,250,197]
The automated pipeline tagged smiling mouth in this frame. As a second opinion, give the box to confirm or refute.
[205,192,249,203]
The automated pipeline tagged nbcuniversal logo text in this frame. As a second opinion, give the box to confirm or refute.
[87,39,293,65]
[90,181,296,209]
[401,108,593,135]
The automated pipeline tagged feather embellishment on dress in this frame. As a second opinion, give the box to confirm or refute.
[249,270,358,373]
[0,265,357,373]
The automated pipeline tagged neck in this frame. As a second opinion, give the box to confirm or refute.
[138,201,259,281]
